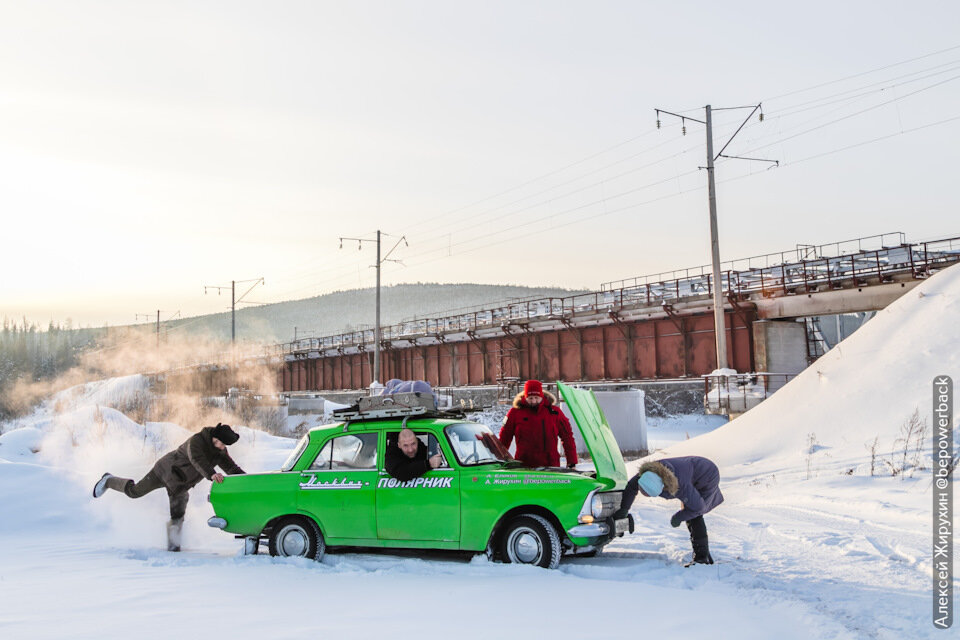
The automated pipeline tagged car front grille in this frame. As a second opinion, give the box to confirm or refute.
[597,491,623,518]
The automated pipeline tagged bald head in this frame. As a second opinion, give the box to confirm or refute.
[397,428,419,458]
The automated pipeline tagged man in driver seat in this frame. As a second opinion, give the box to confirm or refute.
[385,428,443,481]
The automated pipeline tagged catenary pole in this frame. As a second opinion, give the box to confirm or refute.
[339,231,407,389]
[231,280,236,343]
[203,278,263,345]
[654,102,774,372]
[704,105,728,370]
[375,230,381,385]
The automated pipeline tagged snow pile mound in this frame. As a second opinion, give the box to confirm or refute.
[47,373,152,414]
[0,379,297,548]
[664,262,960,480]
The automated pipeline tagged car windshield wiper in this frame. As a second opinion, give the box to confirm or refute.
[460,456,501,466]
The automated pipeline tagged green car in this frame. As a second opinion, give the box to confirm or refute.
[208,383,632,569]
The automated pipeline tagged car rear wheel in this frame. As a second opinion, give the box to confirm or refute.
[268,517,325,561]
[499,514,561,569]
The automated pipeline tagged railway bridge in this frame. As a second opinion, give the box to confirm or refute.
[268,233,959,394]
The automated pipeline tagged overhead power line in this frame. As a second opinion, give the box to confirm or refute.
[740,72,960,156]
[764,42,960,101]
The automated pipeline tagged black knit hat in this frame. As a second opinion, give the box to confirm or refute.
[212,423,239,445]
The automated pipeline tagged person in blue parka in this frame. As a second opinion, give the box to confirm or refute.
[615,456,724,565]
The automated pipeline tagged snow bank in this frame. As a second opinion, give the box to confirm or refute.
[664,263,960,479]
[47,373,152,413]
[0,379,298,551]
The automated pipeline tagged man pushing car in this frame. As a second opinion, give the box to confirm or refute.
[92,422,246,551]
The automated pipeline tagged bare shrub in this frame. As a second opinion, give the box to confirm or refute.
[806,432,819,480]
[866,436,879,477]
[892,408,929,479]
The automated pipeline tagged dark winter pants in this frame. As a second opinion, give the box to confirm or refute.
[685,514,707,539]
[686,515,713,563]
[107,470,189,520]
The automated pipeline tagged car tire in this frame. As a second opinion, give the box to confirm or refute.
[498,514,561,569]
[268,517,325,561]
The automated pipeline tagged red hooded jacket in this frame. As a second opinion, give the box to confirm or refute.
[498,391,579,468]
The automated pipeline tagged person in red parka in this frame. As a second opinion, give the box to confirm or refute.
[498,380,579,468]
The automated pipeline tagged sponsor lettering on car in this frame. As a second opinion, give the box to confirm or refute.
[299,475,366,490]
[377,477,454,489]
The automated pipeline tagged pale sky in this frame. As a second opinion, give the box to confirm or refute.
[2,1,958,328]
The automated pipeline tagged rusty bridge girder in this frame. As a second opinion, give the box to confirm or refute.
[279,308,756,392]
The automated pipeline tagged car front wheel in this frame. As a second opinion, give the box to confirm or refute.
[268,517,325,561]
[499,514,561,569]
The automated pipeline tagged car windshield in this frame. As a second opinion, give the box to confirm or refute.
[280,435,309,471]
[444,423,511,466]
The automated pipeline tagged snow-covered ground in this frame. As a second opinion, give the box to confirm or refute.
[2,265,959,639]
[646,413,729,451]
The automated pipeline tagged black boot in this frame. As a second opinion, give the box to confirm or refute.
[691,536,714,565]
[686,515,714,565]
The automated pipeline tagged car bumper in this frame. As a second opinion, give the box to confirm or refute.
[567,515,633,541]
[567,522,609,537]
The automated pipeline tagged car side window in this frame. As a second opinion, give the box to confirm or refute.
[309,433,378,470]
[386,431,448,467]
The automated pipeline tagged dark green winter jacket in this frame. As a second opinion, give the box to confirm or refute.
[153,426,245,494]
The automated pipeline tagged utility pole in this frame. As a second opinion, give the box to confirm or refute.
[376,229,381,387]
[204,277,265,344]
[704,105,726,371]
[655,103,776,371]
[339,231,407,387]
[135,309,181,348]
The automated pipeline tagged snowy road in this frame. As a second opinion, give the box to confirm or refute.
[1,532,853,640]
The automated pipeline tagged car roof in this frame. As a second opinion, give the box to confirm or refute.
[306,417,477,441]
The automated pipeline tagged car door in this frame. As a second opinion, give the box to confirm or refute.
[376,429,461,542]
[297,432,378,540]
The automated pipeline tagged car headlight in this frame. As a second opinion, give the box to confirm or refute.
[591,494,604,518]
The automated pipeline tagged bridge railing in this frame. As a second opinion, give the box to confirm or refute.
[728,237,960,297]
[600,231,908,292]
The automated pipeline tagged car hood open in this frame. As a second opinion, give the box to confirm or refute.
[557,382,629,489]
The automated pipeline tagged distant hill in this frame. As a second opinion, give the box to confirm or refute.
[161,283,588,344]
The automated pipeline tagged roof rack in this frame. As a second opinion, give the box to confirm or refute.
[331,391,476,423]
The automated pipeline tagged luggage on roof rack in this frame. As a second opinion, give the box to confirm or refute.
[331,391,450,422]
[357,391,436,412]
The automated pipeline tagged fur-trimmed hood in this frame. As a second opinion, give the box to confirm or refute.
[512,390,558,409]
[637,460,679,496]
